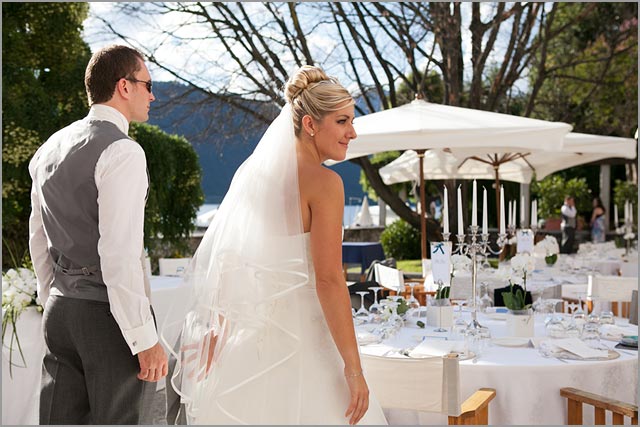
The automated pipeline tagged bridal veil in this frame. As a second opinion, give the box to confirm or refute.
[167,104,311,423]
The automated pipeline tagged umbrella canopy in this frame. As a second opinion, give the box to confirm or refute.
[351,197,374,228]
[336,99,572,260]
[343,99,572,161]
[379,132,637,186]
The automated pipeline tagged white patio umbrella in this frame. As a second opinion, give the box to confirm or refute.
[379,132,636,237]
[380,132,637,186]
[350,197,374,228]
[336,99,572,260]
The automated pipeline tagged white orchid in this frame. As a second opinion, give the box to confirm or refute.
[2,267,43,376]
[536,235,559,257]
[509,253,535,286]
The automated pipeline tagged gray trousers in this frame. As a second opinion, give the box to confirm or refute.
[40,295,148,424]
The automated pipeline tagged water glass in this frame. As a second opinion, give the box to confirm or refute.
[581,321,602,349]
[599,310,614,325]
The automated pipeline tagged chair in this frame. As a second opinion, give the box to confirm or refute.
[158,258,191,277]
[560,387,638,425]
[588,274,637,318]
[361,354,496,425]
[374,263,405,293]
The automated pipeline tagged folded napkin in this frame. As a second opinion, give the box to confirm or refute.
[553,338,609,359]
[409,339,465,358]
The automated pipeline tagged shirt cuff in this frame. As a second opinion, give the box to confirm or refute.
[121,318,158,355]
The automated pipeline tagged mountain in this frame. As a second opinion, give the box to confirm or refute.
[148,81,365,204]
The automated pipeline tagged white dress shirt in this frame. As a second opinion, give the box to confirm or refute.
[29,104,157,355]
[560,203,577,229]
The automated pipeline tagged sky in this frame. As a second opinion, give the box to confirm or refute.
[82,2,532,95]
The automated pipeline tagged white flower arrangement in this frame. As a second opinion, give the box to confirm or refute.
[536,235,559,257]
[450,254,472,286]
[509,253,535,286]
[623,232,636,240]
[2,267,43,376]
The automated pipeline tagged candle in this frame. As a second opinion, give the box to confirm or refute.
[482,186,488,234]
[631,202,634,225]
[625,200,629,223]
[472,180,478,227]
[520,195,525,226]
[457,185,463,235]
[512,200,517,228]
[614,203,618,226]
[508,200,513,228]
[500,186,506,234]
[443,185,449,234]
[531,199,537,227]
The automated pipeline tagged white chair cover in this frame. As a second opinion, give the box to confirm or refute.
[361,354,461,416]
[374,263,404,292]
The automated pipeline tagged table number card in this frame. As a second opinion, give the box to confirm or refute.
[516,229,534,254]
[430,242,452,285]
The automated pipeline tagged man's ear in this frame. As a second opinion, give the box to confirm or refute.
[114,79,131,100]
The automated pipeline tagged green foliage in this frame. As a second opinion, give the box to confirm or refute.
[613,180,638,214]
[531,175,592,219]
[2,2,91,268]
[129,123,204,259]
[358,151,412,202]
[435,282,450,300]
[531,3,637,137]
[379,219,421,261]
[501,283,531,311]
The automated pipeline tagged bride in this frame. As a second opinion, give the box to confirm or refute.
[171,65,387,425]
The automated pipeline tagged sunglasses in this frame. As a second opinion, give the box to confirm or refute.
[125,78,153,93]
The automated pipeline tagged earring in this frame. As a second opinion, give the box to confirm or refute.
[310,132,315,137]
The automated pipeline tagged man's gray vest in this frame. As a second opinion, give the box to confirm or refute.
[32,119,137,302]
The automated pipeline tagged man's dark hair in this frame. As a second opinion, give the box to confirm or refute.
[84,45,144,105]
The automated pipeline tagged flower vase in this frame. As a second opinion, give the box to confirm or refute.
[506,308,534,337]
[427,300,453,328]
[544,254,558,266]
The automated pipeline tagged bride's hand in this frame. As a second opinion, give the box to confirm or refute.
[344,370,369,425]
[180,329,218,381]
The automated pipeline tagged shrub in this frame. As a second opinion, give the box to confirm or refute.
[613,180,638,216]
[531,175,592,219]
[380,219,421,260]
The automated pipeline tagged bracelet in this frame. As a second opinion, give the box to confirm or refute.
[344,370,363,378]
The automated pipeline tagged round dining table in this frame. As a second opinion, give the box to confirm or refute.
[358,308,638,425]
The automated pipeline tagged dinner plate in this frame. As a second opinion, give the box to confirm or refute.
[492,337,530,347]
[620,336,638,348]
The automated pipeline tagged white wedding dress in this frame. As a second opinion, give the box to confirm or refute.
[188,233,387,425]
[170,104,386,425]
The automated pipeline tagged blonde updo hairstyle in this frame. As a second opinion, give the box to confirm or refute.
[284,65,355,137]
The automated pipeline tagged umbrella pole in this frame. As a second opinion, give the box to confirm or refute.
[418,150,427,261]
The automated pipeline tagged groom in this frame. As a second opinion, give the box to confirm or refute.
[29,45,168,424]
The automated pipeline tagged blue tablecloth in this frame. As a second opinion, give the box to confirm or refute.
[342,242,385,274]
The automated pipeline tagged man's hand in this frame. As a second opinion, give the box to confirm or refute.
[137,342,168,382]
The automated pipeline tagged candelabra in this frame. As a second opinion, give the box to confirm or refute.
[619,219,636,256]
[443,226,509,332]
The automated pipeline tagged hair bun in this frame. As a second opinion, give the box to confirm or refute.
[284,65,330,103]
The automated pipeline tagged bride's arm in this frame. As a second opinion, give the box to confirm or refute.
[308,170,369,425]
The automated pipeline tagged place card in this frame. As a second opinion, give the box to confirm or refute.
[430,242,452,285]
[516,229,535,254]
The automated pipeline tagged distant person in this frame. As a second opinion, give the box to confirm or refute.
[590,197,606,243]
[560,195,577,253]
[430,196,442,221]
[28,45,167,424]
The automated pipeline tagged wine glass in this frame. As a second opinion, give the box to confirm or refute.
[355,291,371,321]
[367,286,384,322]
[545,298,566,338]
[406,282,421,311]
[572,292,587,332]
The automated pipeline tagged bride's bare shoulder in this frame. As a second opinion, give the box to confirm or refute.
[298,162,343,198]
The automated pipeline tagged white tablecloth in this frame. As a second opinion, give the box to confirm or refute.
[359,311,638,425]
[1,275,190,425]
